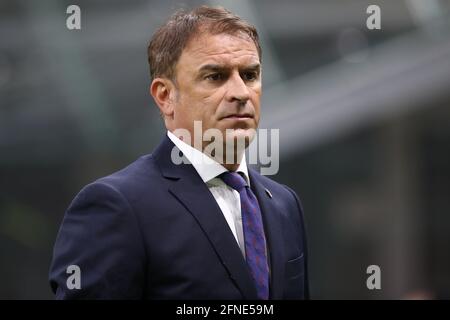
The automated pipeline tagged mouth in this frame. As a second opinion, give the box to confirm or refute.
[222,113,254,120]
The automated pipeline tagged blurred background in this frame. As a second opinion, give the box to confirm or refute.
[1,0,449,299]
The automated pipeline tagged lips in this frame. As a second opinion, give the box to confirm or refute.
[222,113,253,119]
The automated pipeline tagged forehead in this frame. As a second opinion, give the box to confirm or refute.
[178,33,260,70]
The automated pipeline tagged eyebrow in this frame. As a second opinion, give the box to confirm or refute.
[198,63,261,73]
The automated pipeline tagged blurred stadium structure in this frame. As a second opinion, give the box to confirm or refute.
[0,0,449,299]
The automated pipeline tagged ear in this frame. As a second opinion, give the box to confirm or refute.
[150,78,176,118]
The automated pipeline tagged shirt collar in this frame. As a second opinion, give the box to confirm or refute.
[167,130,250,186]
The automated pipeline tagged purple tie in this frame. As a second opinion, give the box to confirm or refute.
[221,171,269,300]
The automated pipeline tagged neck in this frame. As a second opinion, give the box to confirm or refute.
[168,129,246,172]
[202,143,245,172]
[222,162,240,172]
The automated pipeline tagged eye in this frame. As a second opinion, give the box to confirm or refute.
[205,73,223,81]
[242,71,258,81]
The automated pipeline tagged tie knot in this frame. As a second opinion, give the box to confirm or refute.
[220,171,247,191]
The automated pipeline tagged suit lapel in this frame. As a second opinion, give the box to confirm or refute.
[152,136,258,299]
[249,169,286,299]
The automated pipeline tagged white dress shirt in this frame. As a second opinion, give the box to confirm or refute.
[167,130,248,257]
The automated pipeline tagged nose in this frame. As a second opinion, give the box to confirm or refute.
[225,72,250,104]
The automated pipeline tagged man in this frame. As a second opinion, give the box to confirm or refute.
[49,6,309,300]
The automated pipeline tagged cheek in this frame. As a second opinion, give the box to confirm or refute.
[251,89,262,109]
[252,84,262,100]
[178,87,205,114]
[201,91,225,115]
[179,94,220,126]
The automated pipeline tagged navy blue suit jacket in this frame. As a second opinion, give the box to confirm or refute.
[49,136,309,299]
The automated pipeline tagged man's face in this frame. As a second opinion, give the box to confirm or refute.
[171,32,261,150]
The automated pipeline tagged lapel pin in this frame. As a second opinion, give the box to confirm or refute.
[265,188,272,198]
